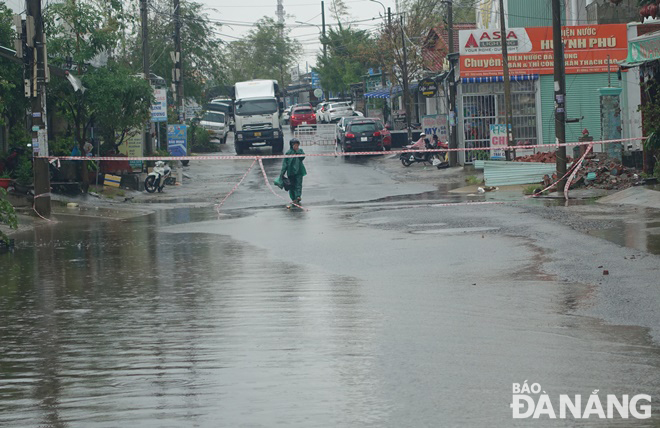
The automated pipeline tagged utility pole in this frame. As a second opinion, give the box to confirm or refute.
[173,0,183,123]
[387,7,391,27]
[400,14,411,141]
[140,0,152,155]
[26,0,50,217]
[321,0,328,99]
[552,0,567,191]
[447,0,458,166]
[499,0,514,159]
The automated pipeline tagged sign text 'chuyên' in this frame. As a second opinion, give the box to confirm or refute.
[459,24,627,78]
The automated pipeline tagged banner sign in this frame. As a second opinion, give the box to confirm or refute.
[151,88,168,122]
[421,115,448,141]
[489,124,511,160]
[119,127,144,171]
[167,124,187,157]
[627,31,660,63]
[459,24,628,77]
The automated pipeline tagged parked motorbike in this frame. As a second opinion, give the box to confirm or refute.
[399,139,449,168]
[144,161,173,193]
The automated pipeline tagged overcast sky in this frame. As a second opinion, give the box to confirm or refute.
[187,0,397,69]
[5,0,396,69]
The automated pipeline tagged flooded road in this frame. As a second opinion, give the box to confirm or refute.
[2,145,660,426]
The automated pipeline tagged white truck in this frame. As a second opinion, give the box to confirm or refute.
[233,80,284,154]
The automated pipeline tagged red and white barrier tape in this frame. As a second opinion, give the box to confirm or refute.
[35,137,646,162]
[32,192,56,222]
[214,158,257,216]
[257,158,308,211]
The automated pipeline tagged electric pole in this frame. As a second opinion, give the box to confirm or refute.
[499,0,514,159]
[401,14,411,141]
[447,0,458,166]
[173,0,183,123]
[140,0,152,155]
[321,0,328,99]
[387,7,391,27]
[26,0,50,217]
[552,0,567,191]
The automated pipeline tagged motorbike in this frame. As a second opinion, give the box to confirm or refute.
[144,161,173,193]
[400,139,449,168]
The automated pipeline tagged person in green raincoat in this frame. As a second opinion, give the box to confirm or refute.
[280,138,307,205]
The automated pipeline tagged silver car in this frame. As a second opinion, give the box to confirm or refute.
[326,102,357,123]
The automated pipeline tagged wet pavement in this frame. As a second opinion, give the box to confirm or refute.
[2,135,660,426]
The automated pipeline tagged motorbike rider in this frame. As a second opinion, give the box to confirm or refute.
[410,132,427,150]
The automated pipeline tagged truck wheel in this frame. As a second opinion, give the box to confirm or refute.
[273,139,284,154]
[235,142,245,155]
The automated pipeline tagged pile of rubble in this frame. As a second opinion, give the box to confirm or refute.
[570,155,642,191]
[514,152,574,163]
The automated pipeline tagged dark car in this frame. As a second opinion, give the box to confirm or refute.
[340,119,384,153]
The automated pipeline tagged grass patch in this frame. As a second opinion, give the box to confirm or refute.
[465,175,482,185]
[523,185,544,195]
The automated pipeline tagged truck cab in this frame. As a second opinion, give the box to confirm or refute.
[233,80,285,154]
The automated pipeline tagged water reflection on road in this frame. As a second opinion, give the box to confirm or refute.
[1,198,660,426]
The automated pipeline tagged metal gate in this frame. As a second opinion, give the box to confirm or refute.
[461,80,538,163]
[293,124,337,146]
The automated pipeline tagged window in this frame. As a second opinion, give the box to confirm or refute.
[293,108,313,115]
[203,112,225,123]
[235,99,278,116]
[349,123,378,133]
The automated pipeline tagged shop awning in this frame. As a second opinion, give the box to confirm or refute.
[364,82,419,99]
[622,30,660,69]
[460,74,539,84]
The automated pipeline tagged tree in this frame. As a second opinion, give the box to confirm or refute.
[0,3,29,153]
[373,0,444,133]
[315,27,379,95]
[0,188,18,245]
[224,17,301,86]
[116,0,225,103]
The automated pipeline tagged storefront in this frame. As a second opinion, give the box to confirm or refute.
[457,23,629,164]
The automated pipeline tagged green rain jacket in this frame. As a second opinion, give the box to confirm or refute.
[280,149,307,177]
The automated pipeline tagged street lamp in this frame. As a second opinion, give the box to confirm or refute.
[369,0,386,17]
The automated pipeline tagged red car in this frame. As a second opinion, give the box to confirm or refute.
[290,107,317,131]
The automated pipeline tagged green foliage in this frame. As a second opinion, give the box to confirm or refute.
[0,188,18,244]
[465,175,482,185]
[85,65,153,149]
[224,17,301,86]
[190,127,213,152]
[315,27,378,94]
[0,4,29,133]
[523,184,543,195]
[13,155,33,185]
[117,0,225,102]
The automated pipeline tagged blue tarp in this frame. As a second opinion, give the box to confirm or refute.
[364,82,419,99]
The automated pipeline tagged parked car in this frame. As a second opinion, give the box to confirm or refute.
[290,106,317,131]
[339,119,384,152]
[336,116,361,144]
[369,118,392,150]
[326,102,358,123]
[282,107,292,125]
[199,111,228,144]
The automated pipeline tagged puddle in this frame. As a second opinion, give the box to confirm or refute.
[410,227,500,234]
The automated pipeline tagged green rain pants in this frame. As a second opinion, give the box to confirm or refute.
[288,175,303,201]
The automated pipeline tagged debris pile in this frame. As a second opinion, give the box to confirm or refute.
[514,152,573,163]
[571,156,642,190]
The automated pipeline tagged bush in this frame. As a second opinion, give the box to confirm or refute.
[190,127,214,152]
[0,188,18,244]
[13,154,32,185]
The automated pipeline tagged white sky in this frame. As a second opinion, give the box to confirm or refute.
[199,0,398,69]
[4,0,396,70]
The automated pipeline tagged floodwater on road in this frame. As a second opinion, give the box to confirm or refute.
[2,197,660,427]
